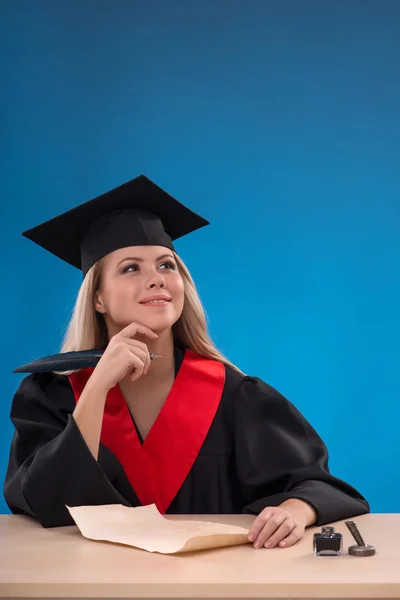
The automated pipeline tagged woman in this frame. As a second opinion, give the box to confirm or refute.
[4,174,369,549]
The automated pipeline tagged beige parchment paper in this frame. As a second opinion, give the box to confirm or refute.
[66,503,251,554]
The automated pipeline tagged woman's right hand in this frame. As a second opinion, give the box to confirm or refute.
[89,322,159,391]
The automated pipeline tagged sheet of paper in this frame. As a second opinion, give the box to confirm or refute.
[66,503,251,554]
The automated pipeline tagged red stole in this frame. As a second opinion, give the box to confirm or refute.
[68,349,225,513]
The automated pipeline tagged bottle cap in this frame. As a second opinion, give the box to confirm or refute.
[321,526,335,534]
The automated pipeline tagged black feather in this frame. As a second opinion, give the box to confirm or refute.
[12,350,104,373]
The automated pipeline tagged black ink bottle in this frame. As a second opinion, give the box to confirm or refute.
[313,526,343,556]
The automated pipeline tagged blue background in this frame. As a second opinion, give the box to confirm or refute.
[1,0,399,515]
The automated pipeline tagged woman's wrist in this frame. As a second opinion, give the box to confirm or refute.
[279,498,317,527]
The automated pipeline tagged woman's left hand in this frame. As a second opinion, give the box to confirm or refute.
[247,506,306,549]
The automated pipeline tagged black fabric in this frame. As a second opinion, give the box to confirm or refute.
[21,175,209,276]
[3,355,369,528]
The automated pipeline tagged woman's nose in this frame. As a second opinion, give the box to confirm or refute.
[149,276,165,288]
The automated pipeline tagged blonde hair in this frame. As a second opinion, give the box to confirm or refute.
[58,252,244,375]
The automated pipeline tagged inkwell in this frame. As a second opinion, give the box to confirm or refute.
[313,526,343,556]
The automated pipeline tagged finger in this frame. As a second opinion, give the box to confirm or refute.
[127,344,148,365]
[253,514,288,548]
[116,339,148,360]
[127,350,146,381]
[124,340,150,374]
[142,346,151,374]
[251,512,286,547]
[262,519,297,549]
[124,338,149,353]
[278,525,303,548]
[120,322,158,339]
[248,511,272,542]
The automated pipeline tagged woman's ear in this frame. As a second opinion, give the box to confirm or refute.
[95,292,106,314]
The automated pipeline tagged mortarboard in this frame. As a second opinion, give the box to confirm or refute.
[22,174,209,277]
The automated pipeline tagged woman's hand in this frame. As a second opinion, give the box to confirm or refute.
[247,500,316,549]
[90,322,159,392]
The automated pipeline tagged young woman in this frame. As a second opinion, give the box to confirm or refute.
[4,175,369,550]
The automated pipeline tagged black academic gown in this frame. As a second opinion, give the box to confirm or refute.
[3,346,369,528]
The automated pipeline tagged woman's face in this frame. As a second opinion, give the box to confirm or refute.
[95,245,185,336]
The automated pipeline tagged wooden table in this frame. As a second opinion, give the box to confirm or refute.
[0,513,399,599]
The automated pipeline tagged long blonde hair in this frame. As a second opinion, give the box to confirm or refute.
[58,252,244,375]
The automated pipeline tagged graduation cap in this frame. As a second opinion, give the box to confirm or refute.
[22,174,209,277]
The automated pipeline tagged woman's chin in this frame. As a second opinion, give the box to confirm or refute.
[120,314,177,333]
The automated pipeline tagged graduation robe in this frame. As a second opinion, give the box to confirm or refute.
[4,346,369,528]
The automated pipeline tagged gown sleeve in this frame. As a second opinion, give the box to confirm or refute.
[234,376,370,524]
[3,373,130,528]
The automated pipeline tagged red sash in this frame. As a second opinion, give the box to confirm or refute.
[68,349,225,513]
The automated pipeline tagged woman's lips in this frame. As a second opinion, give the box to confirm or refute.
[140,300,171,307]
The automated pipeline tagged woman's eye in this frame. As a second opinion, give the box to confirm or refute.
[122,263,139,273]
[159,261,176,270]
[122,261,176,274]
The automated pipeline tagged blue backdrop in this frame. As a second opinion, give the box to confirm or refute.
[1,0,399,515]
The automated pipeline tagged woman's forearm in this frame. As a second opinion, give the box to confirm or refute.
[72,377,108,460]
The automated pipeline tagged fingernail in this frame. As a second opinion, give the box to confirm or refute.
[264,542,272,549]
[254,541,262,549]
[248,534,255,542]
[280,541,286,547]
